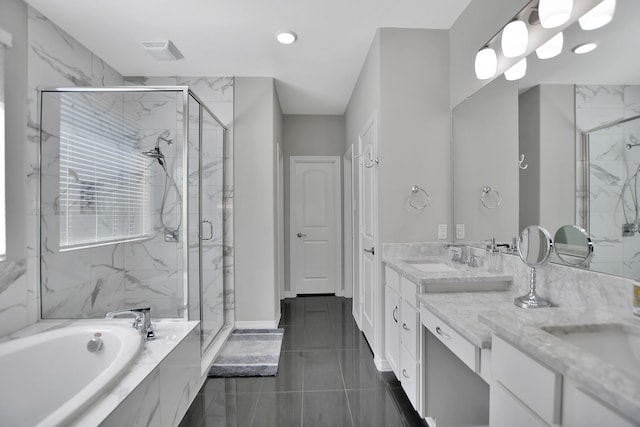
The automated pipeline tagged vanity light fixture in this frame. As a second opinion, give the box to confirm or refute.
[276,31,297,45]
[474,47,497,80]
[504,58,527,81]
[539,0,573,28]
[501,20,529,58]
[579,0,616,30]
[572,42,598,54]
[535,32,564,59]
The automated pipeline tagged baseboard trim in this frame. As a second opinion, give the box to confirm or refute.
[234,320,280,329]
[374,356,392,372]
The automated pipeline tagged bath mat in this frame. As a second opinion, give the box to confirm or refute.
[208,328,284,377]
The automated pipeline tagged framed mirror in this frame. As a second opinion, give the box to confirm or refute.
[553,225,593,267]
[452,0,640,280]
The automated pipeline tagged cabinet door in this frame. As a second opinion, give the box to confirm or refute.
[384,286,401,377]
[400,298,418,359]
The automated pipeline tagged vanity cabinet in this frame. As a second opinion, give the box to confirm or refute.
[384,265,421,413]
[420,304,489,426]
[490,335,562,427]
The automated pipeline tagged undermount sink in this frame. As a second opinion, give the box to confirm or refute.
[405,260,458,273]
[542,323,640,375]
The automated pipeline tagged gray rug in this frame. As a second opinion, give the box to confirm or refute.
[208,328,285,377]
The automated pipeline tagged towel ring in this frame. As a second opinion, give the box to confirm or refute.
[408,186,429,210]
[481,186,501,209]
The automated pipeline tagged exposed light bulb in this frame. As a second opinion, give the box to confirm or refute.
[536,32,564,59]
[276,31,297,45]
[474,47,497,80]
[504,58,527,81]
[539,0,573,28]
[501,20,529,58]
[572,42,597,54]
[579,0,616,30]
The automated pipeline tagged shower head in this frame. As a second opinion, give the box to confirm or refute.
[157,135,173,146]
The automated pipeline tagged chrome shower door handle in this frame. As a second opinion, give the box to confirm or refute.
[199,220,214,240]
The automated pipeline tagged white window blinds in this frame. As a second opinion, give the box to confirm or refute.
[59,93,148,249]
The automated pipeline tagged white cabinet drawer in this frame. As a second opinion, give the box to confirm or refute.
[490,381,550,427]
[400,298,419,358]
[420,305,478,372]
[385,265,400,294]
[400,276,418,308]
[400,349,419,409]
[492,336,561,426]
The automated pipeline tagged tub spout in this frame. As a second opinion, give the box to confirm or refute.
[105,307,155,341]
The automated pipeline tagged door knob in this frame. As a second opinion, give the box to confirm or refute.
[297,233,308,238]
[364,247,375,255]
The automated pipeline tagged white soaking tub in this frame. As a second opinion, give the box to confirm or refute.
[0,322,142,427]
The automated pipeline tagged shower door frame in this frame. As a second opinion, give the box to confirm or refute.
[38,86,228,342]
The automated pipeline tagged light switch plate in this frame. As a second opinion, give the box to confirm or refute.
[456,224,465,239]
[438,224,447,239]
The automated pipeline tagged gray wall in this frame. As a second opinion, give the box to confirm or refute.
[519,87,542,230]
[234,76,281,326]
[282,114,345,295]
[453,78,519,243]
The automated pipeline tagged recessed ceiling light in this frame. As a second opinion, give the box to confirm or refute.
[276,31,297,45]
[572,42,598,54]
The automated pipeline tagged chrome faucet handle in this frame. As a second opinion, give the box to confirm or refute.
[468,254,480,268]
[105,307,155,341]
[451,248,461,263]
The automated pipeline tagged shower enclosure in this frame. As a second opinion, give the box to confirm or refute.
[582,113,640,277]
[39,86,227,353]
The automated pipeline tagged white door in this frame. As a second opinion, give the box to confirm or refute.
[359,116,378,345]
[290,156,341,295]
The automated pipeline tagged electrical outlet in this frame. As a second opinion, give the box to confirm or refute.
[456,224,465,239]
[438,224,447,239]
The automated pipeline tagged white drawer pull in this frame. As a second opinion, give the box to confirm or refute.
[402,369,411,379]
[393,306,398,323]
[435,326,451,339]
[402,323,411,331]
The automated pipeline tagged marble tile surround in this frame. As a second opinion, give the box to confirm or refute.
[0,6,235,338]
[577,84,640,278]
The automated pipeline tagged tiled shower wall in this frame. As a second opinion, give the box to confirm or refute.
[0,4,234,336]
[577,84,640,277]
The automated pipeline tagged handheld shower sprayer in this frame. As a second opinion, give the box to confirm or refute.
[142,132,174,166]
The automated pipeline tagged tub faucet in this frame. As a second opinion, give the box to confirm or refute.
[105,307,156,341]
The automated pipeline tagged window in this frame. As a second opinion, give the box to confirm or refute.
[58,93,148,249]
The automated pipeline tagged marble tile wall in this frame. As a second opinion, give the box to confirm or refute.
[0,5,235,337]
[577,85,640,278]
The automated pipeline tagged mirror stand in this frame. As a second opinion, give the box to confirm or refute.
[514,267,553,308]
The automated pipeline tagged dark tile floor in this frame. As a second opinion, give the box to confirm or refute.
[179,295,427,427]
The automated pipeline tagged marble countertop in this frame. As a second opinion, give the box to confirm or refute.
[384,256,513,293]
[417,291,517,348]
[479,307,640,422]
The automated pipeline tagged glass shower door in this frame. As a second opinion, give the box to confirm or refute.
[188,93,225,353]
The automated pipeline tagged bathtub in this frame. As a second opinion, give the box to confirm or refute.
[0,322,143,427]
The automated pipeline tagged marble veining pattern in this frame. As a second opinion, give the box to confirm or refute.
[478,307,640,422]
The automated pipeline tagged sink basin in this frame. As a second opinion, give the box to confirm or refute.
[405,260,458,273]
[542,323,640,375]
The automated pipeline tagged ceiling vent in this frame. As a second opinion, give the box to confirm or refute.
[139,40,184,61]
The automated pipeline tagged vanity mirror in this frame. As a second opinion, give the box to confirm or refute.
[553,225,593,267]
[452,0,640,280]
[515,225,553,309]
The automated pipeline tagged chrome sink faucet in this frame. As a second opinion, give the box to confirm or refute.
[446,243,468,264]
[106,307,156,341]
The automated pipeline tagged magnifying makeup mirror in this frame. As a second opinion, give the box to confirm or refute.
[515,225,554,309]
